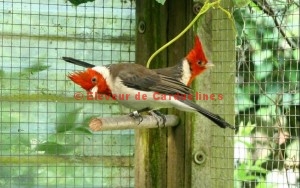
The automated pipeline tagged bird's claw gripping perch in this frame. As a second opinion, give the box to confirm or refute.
[129,110,143,125]
[149,110,166,127]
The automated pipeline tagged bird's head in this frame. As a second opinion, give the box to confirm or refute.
[68,68,111,95]
[186,35,214,86]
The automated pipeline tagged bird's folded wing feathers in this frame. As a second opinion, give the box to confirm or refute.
[113,64,192,95]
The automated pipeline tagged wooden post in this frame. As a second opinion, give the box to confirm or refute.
[210,1,235,186]
[135,0,193,187]
[135,1,168,187]
[165,1,193,188]
[191,0,235,187]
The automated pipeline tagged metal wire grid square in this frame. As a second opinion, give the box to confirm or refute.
[1,0,135,187]
[233,1,299,187]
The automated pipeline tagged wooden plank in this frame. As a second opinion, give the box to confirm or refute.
[165,1,193,188]
[210,1,235,187]
[135,1,168,187]
[191,0,235,187]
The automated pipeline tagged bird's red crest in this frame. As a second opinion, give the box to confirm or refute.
[68,68,111,94]
[186,35,208,64]
[185,36,210,86]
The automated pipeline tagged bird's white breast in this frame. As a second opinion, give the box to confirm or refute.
[181,59,192,85]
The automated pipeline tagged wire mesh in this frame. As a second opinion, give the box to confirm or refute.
[0,0,299,188]
[233,1,299,187]
[1,0,135,187]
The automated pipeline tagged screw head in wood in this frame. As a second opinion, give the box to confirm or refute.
[194,151,206,165]
[138,21,146,34]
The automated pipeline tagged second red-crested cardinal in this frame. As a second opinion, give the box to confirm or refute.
[66,63,235,129]
[62,35,214,86]
[155,35,214,86]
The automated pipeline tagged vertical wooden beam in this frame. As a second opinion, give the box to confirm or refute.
[166,1,193,188]
[135,0,193,187]
[191,0,235,188]
[135,1,168,187]
[211,1,235,187]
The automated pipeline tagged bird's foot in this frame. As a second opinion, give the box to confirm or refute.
[128,110,143,125]
[148,110,166,127]
[128,107,151,125]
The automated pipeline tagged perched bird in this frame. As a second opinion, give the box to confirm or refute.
[67,62,235,129]
[154,35,214,86]
[62,35,214,86]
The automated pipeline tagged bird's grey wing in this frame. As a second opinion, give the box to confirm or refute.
[114,63,191,95]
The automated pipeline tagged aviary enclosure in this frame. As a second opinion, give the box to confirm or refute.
[0,0,299,187]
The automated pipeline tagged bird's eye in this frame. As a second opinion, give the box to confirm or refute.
[197,61,203,65]
[91,77,97,84]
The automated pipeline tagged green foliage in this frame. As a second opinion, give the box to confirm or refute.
[36,107,92,155]
[23,63,50,75]
[234,122,268,187]
[55,108,83,133]
[234,1,299,186]
[234,1,299,125]
[36,142,74,155]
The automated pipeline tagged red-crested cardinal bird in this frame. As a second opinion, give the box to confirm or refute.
[62,35,214,86]
[155,35,214,86]
[66,62,235,129]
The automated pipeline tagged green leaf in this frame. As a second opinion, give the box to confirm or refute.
[284,66,299,83]
[55,108,83,133]
[254,62,273,80]
[248,165,268,174]
[252,50,272,66]
[258,82,287,106]
[23,64,50,74]
[36,142,74,155]
[293,93,300,105]
[293,49,299,61]
[235,87,255,111]
[254,158,268,167]
[237,166,258,181]
[282,93,293,108]
[237,121,256,137]
[256,180,268,188]
[72,127,92,134]
[258,94,276,105]
[256,106,279,121]
[242,84,260,95]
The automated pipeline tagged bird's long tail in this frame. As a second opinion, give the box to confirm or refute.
[62,57,95,68]
[182,100,235,129]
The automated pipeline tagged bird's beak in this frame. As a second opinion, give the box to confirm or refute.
[205,61,215,68]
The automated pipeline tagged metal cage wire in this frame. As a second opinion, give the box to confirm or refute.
[1,0,135,187]
[0,0,299,188]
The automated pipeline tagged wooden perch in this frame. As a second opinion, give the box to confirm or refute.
[89,115,179,131]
